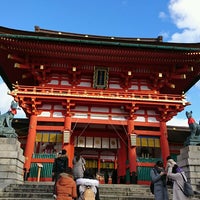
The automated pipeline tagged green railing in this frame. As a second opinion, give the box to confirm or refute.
[136,156,177,182]
[137,158,160,181]
[29,155,177,182]
[29,153,56,179]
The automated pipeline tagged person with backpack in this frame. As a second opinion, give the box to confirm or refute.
[167,164,192,200]
[52,149,69,199]
[165,156,176,187]
[150,160,169,200]
[76,168,100,200]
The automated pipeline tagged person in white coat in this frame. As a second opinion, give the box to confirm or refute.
[167,164,190,200]
[76,168,100,200]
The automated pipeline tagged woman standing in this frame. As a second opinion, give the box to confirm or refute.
[72,152,86,180]
[167,164,191,200]
[150,161,169,200]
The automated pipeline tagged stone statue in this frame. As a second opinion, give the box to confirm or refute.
[185,111,200,146]
[0,100,19,138]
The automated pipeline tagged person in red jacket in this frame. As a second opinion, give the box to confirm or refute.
[56,167,77,200]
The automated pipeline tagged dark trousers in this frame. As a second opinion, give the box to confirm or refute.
[53,174,60,195]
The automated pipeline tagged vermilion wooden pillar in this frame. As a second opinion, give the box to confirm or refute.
[63,116,74,167]
[160,121,170,166]
[24,114,37,171]
[127,119,137,173]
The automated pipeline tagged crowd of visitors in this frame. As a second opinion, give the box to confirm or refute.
[52,150,101,200]
[150,156,193,200]
[52,149,192,200]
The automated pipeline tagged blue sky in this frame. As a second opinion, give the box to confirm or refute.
[0,0,200,126]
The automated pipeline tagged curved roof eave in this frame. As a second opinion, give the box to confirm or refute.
[0,26,200,51]
[1,33,200,52]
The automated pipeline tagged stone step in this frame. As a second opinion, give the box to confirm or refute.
[0,199,50,200]
[0,198,51,199]
[3,183,154,194]
[0,183,153,200]
[0,191,52,198]
[0,183,161,199]
[100,195,155,200]
[0,182,199,200]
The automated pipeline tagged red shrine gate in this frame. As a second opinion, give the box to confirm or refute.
[0,26,200,184]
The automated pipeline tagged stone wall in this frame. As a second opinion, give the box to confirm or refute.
[0,138,25,188]
[177,145,200,192]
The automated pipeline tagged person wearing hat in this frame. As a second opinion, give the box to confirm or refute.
[165,156,176,187]
[52,149,69,199]
[150,160,169,200]
[167,164,191,200]
[166,156,176,170]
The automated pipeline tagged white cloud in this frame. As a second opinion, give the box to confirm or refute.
[159,11,168,20]
[0,81,13,113]
[170,29,200,43]
[168,0,200,42]
[167,117,188,127]
[0,78,26,118]
[166,0,200,124]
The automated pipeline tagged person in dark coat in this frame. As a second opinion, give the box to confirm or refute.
[52,149,69,198]
[150,160,169,200]
[104,169,109,184]
[111,169,118,184]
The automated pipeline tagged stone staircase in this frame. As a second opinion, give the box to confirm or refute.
[99,184,161,200]
[0,182,199,200]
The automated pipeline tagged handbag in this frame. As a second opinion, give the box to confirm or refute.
[177,173,194,197]
[167,178,173,187]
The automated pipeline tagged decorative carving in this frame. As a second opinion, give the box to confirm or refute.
[0,101,19,138]
[185,111,200,146]
[68,66,81,86]
[120,70,133,89]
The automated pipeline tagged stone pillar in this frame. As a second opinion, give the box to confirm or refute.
[0,138,24,188]
[177,145,200,192]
